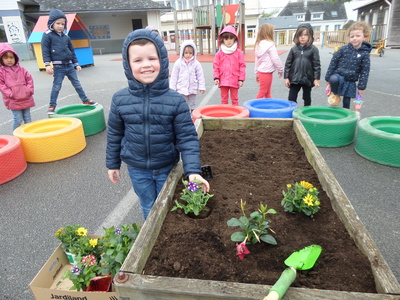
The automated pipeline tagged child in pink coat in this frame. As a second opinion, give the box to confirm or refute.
[0,44,35,130]
[254,24,284,99]
[213,26,246,106]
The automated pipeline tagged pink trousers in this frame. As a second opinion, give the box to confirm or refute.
[220,86,239,106]
[256,72,273,99]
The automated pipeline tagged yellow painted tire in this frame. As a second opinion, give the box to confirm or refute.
[13,117,86,163]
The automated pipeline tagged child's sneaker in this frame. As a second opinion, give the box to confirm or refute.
[82,100,98,106]
[47,106,56,115]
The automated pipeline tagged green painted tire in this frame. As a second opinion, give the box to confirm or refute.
[49,104,106,136]
[293,106,358,147]
[355,116,400,167]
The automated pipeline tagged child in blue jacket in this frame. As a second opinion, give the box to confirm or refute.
[106,30,210,220]
[41,9,97,114]
[325,21,371,109]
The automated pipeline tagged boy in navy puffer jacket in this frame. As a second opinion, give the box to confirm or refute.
[41,9,97,115]
[325,21,372,109]
[106,29,210,220]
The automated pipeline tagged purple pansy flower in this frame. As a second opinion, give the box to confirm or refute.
[71,265,81,275]
[115,226,122,235]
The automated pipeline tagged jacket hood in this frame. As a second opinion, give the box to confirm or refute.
[47,9,67,31]
[294,23,314,45]
[122,29,169,91]
[0,43,19,65]
[359,41,372,52]
[180,40,197,59]
[218,26,239,45]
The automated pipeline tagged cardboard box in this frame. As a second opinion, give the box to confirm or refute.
[29,243,119,300]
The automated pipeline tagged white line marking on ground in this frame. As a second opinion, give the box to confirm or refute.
[95,188,138,235]
[198,85,218,107]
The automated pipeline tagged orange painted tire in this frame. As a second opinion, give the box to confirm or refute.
[13,117,86,163]
[192,104,249,122]
[0,135,27,184]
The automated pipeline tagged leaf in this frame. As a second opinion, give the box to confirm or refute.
[260,234,277,245]
[267,208,277,214]
[231,232,246,242]
[115,250,126,263]
[227,218,242,227]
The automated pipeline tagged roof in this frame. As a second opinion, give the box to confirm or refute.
[259,16,300,30]
[27,13,93,43]
[279,0,347,20]
[25,0,169,14]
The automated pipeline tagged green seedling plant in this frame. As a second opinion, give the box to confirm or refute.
[99,223,140,278]
[227,200,277,259]
[171,179,214,216]
[281,181,321,217]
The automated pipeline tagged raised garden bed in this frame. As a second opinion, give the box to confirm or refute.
[115,118,400,300]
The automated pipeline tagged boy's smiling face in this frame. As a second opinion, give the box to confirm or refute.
[52,18,66,33]
[349,29,365,49]
[128,42,160,84]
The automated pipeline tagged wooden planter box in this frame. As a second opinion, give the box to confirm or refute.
[115,118,400,300]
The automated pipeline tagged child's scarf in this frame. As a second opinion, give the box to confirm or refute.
[221,42,237,54]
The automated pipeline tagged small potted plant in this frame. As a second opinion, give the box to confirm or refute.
[171,179,214,217]
[99,223,140,278]
[281,180,321,217]
[227,199,277,259]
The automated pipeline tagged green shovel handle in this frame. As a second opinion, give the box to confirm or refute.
[263,267,297,300]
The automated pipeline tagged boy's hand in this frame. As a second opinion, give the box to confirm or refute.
[45,66,53,75]
[314,79,320,88]
[76,66,82,72]
[199,90,205,94]
[214,79,219,85]
[284,78,291,88]
[188,174,210,193]
[108,170,121,184]
[358,89,365,96]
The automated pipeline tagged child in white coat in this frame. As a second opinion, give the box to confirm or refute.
[170,40,205,111]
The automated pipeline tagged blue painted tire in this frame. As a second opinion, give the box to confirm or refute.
[355,116,400,167]
[243,98,298,118]
[293,106,358,147]
[49,104,106,136]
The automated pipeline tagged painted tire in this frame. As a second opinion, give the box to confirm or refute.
[0,135,27,184]
[243,98,298,118]
[192,104,249,122]
[293,106,358,147]
[355,116,400,167]
[49,104,106,136]
[13,117,86,163]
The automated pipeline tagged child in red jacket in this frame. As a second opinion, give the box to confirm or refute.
[213,26,246,106]
[0,44,35,130]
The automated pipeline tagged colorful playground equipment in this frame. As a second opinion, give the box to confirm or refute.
[27,13,94,70]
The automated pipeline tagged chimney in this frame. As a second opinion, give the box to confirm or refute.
[304,0,308,9]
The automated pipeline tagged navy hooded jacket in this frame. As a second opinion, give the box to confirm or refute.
[41,9,79,67]
[325,41,371,90]
[106,29,201,176]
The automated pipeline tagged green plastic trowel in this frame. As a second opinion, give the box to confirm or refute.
[263,244,322,300]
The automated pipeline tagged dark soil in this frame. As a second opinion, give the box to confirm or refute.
[143,127,376,293]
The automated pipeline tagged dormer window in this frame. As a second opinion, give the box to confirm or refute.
[332,11,338,17]
[311,12,323,20]
[294,13,305,21]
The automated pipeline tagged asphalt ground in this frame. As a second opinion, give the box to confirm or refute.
[0,46,399,299]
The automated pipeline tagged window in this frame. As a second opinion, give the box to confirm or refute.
[331,11,337,17]
[334,24,341,31]
[325,25,329,31]
[247,25,255,38]
[313,26,321,32]
[0,17,7,43]
[295,14,305,21]
[311,13,323,20]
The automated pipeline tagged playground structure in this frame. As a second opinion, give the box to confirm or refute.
[172,2,245,55]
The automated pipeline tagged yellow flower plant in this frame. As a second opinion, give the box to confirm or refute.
[281,181,321,217]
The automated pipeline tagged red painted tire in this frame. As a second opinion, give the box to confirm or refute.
[192,105,249,122]
[0,135,27,185]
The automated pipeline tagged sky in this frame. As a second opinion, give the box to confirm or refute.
[259,0,372,21]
